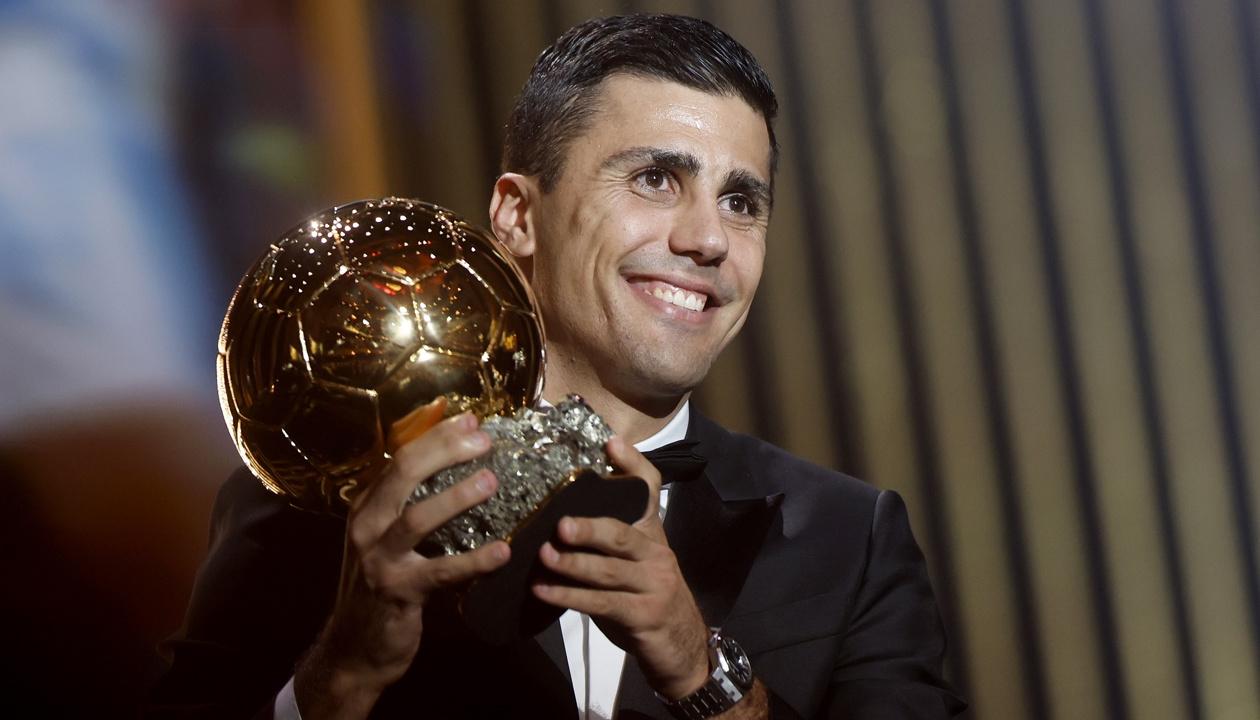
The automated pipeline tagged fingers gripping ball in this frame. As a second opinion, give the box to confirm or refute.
[217,198,544,513]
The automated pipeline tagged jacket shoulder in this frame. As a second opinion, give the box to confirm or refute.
[693,411,880,507]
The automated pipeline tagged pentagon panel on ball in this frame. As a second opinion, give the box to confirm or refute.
[217,198,545,514]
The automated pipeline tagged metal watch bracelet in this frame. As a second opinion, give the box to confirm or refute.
[659,628,754,720]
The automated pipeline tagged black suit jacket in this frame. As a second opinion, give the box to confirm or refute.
[148,411,965,718]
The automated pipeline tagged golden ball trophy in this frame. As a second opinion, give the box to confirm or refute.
[217,197,648,644]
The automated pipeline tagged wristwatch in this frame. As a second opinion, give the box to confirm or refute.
[659,628,755,720]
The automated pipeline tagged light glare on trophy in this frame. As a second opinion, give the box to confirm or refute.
[217,197,647,643]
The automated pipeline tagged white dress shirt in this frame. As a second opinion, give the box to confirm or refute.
[276,402,691,720]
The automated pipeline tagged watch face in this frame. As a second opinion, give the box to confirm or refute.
[719,636,754,687]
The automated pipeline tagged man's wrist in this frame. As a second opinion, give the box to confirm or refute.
[292,640,388,720]
[669,648,714,701]
[653,620,713,699]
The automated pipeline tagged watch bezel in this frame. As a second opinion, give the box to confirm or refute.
[715,634,754,689]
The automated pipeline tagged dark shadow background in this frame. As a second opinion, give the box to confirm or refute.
[2,1,1259,718]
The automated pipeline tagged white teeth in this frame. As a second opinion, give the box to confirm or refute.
[649,284,707,312]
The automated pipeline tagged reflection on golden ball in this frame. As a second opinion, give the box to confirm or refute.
[217,198,544,513]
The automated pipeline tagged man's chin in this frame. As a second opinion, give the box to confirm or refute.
[615,356,712,402]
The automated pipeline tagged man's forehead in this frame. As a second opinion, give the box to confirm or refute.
[581,76,773,177]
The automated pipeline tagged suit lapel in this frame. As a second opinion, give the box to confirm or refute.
[615,410,784,716]
[535,619,572,688]
[669,409,784,625]
[664,469,782,624]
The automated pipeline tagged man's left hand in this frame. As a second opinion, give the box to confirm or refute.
[531,436,710,700]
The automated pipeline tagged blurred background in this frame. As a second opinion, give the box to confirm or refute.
[2,0,1258,717]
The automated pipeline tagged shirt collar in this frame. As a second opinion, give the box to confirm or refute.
[633,401,690,452]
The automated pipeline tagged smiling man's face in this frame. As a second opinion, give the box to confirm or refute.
[525,74,773,404]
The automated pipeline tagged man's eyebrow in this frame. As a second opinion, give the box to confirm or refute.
[601,146,702,176]
[602,146,772,211]
[723,168,773,212]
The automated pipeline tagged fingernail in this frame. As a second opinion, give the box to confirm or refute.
[494,542,510,561]
[457,412,478,430]
[475,470,496,494]
[540,542,557,562]
[558,517,574,537]
[464,430,490,451]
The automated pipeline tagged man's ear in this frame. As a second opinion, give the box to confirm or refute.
[489,173,539,259]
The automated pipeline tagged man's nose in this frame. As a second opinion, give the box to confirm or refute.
[669,200,729,265]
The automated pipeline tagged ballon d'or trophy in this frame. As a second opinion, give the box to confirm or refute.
[217,197,649,644]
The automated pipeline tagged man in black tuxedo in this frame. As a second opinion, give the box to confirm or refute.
[150,14,964,720]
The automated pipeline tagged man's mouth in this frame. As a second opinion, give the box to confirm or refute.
[627,278,712,313]
[649,283,707,311]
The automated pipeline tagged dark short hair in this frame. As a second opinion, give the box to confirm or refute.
[502,14,779,193]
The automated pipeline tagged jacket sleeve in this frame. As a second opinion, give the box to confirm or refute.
[143,469,344,718]
[820,490,967,719]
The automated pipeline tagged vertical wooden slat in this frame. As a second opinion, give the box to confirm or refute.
[539,0,567,39]
[1157,0,1260,698]
[693,339,757,436]
[459,0,548,190]
[402,0,492,218]
[1183,0,1260,649]
[474,1,551,138]
[1236,0,1260,224]
[772,0,866,476]
[369,0,425,196]
[1079,0,1202,715]
[298,0,389,199]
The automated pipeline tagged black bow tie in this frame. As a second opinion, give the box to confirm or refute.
[643,439,707,485]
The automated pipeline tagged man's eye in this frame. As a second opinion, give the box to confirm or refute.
[637,168,670,190]
[720,194,756,216]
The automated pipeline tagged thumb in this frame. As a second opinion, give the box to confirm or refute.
[606,436,663,526]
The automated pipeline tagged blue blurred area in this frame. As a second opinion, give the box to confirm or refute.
[0,0,218,428]
[0,1,248,713]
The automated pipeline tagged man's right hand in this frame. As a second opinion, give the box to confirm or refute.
[293,412,510,719]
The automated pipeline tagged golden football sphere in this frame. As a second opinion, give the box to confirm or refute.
[217,198,544,513]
